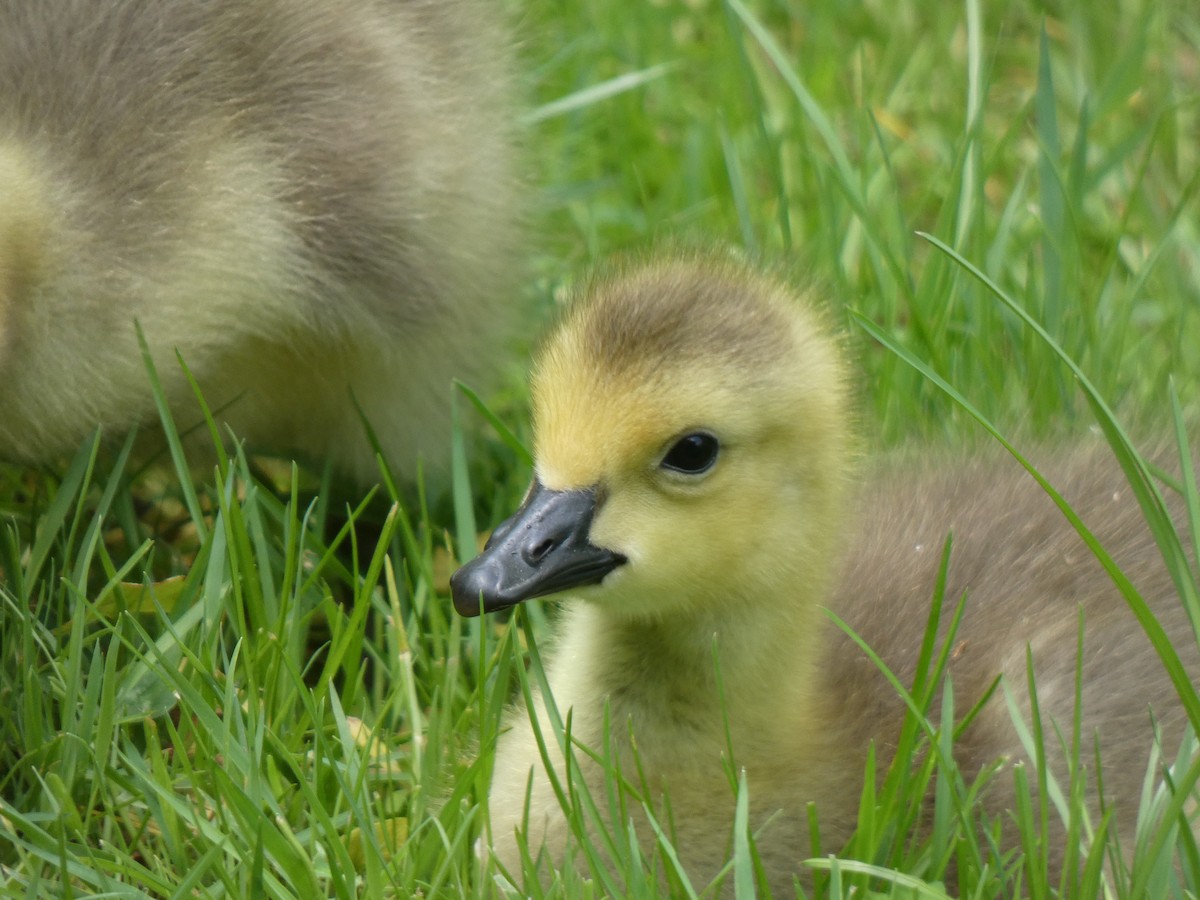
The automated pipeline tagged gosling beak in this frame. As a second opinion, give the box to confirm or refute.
[450,480,627,617]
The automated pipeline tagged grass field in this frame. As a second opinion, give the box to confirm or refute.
[2,0,1199,896]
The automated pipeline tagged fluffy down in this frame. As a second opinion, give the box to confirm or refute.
[0,0,522,482]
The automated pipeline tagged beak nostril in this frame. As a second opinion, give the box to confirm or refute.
[524,537,557,565]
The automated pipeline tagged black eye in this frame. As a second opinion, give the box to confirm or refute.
[660,432,720,475]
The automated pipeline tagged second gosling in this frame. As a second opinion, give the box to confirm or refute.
[0,0,521,482]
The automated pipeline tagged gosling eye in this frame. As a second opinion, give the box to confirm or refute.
[659,431,720,475]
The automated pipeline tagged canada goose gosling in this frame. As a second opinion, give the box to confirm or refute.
[451,254,1195,892]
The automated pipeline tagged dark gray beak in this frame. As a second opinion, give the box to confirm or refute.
[450,480,627,617]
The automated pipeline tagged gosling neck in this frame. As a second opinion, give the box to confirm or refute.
[569,572,831,739]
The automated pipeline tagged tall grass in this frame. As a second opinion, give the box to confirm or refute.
[1,0,1199,896]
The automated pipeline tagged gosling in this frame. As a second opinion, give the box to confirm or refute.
[0,0,520,483]
[451,254,1198,893]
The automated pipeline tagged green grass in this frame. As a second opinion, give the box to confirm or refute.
[2,0,1200,895]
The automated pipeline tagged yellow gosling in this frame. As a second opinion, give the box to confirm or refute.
[452,253,1198,894]
[0,0,520,482]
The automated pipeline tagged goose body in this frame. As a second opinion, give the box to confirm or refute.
[451,255,1198,893]
[0,0,519,481]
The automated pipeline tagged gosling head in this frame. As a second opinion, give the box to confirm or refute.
[451,254,851,621]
